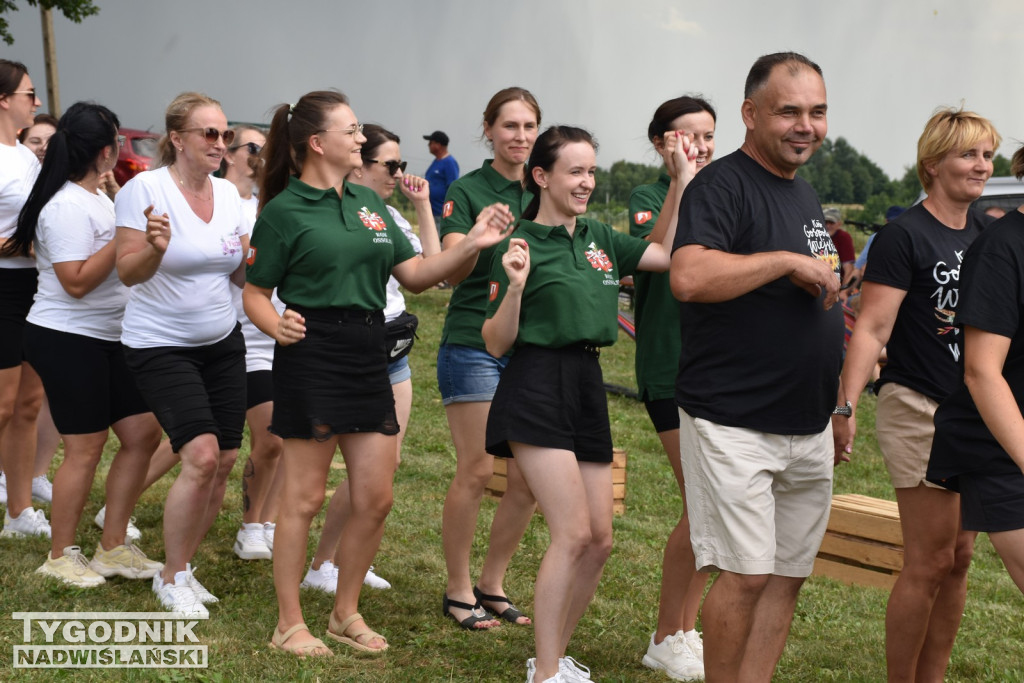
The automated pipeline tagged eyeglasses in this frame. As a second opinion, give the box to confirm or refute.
[318,124,364,137]
[10,89,36,99]
[179,127,235,146]
[229,141,262,155]
[116,135,127,148]
[367,159,408,176]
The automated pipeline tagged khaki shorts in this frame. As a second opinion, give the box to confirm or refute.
[678,408,834,577]
[875,383,943,490]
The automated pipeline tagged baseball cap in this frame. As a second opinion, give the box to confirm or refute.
[823,207,842,223]
[423,130,449,146]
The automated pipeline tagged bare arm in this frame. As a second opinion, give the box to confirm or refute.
[638,132,698,273]
[963,326,1024,472]
[481,238,529,358]
[230,233,250,288]
[440,232,477,286]
[51,240,117,299]
[242,282,306,346]
[116,206,169,286]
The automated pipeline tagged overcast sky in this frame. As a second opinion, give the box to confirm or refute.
[3,0,1021,181]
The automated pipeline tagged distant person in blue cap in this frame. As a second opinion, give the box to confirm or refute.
[424,130,459,223]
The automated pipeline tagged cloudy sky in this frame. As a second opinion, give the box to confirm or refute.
[3,0,1021,181]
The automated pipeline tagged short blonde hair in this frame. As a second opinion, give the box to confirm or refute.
[917,107,1001,191]
[156,92,222,168]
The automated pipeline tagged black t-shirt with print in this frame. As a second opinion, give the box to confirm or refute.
[865,202,991,403]
[672,150,844,435]
[929,210,1024,487]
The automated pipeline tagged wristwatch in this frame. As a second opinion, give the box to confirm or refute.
[833,400,853,417]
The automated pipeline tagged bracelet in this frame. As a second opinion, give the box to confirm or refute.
[833,400,853,417]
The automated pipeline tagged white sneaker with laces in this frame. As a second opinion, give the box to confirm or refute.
[30,475,53,504]
[233,523,272,560]
[559,656,592,681]
[683,629,704,663]
[363,565,391,590]
[300,560,338,594]
[642,630,704,681]
[153,572,208,617]
[185,563,218,604]
[93,505,142,543]
[526,659,569,683]
[263,522,275,551]
[0,471,7,504]
[37,546,106,588]
[2,507,52,538]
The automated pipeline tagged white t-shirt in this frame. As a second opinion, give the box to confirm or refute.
[28,182,129,341]
[115,167,247,348]
[233,216,284,373]
[0,142,41,269]
[383,205,422,322]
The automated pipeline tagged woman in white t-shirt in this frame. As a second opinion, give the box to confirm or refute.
[5,102,165,587]
[114,92,249,618]
[0,58,48,539]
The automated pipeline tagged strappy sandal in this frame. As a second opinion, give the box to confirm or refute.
[474,586,531,625]
[326,612,388,653]
[443,594,500,630]
[269,623,333,658]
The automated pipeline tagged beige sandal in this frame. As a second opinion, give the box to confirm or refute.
[326,612,389,653]
[269,622,333,658]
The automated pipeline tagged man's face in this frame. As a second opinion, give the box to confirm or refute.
[428,140,440,157]
[741,64,827,178]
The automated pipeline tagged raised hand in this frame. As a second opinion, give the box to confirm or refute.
[398,174,430,203]
[467,203,516,250]
[502,238,531,289]
[143,205,171,254]
[98,170,121,200]
[664,130,699,186]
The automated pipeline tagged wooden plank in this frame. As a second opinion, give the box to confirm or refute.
[812,557,898,590]
[827,508,903,545]
[493,458,508,476]
[818,533,904,571]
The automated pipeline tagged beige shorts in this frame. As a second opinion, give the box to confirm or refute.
[875,383,943,490]
[678,408,834,577]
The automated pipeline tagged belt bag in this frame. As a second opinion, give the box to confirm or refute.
[385,311,419,362]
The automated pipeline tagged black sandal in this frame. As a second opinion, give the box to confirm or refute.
[473,586,530,625]
[442,594,499,630]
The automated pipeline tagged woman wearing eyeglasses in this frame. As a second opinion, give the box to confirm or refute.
[3,102,164,587]
[244,90,512,657]
[115,92,250,617]
[301,123,440,592]
[0,59,49,540]
[438,86,541,632]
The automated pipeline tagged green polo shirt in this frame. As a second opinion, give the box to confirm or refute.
[439,160,533,349]
[629,174,679,401]
[486,218,649,348]
[246,177,416,310]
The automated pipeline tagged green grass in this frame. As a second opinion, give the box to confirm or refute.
[2,288,1023,681]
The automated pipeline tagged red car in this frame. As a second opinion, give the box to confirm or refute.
[114,128,160,187]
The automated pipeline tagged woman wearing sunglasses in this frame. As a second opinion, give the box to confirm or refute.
[115,92,250,617]
[244,90,512,657]
[3,102,164,588]
[302,123,440,592]
[0,59,49,539]
[438,86,541,631]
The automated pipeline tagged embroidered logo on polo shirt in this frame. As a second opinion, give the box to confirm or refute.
[443,201,454,218]
[246,246,257,265]
[584,242,613,272]
[488,281,499,301]
[634,211,653,225]
[358,207,388,231]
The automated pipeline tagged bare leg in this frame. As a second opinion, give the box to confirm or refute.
[989,528,1024,594]
[1,363,44,517]
[99,413,163,550]
[700,571,771,682]
[885,485,966,683]
[916,528,975,682]
[48,431,110,556]
[241,401,283,524]
[313,478,348,569]
[34,395,60,477]
[140,439,177,493]
[392,378,412,466]
[189,446,239,559]
[736,575,805,681]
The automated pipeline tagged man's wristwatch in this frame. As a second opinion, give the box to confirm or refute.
[833,400,853,417]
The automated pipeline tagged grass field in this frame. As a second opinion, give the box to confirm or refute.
[1,288,1023,682]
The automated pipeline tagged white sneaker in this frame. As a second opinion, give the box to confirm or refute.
[0,471,8,504]
[526,659,569,683]
[642,630,704,681]
[363,565,391,590]
[263,522,275,551]
[93,505,142,543]
[233,524,272,560]
[560,656,592,681]
[37,546,106,588]
[185,563,218,604]
[300,560,338,594]
[90,542,163,579]
[153,572,208,617]
[2,507,51,538]
[683,629,704,663]
[31,475,53,504]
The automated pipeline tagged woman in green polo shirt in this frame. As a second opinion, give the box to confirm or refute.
[437,87,541,630]
[630,95,716,681]
[243,90,513,658]
[482,125,697,683]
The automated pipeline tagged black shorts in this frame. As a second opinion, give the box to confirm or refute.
[644,397,680,434]
[24,323,150,434]
[486,343,613,463]
[271,306,398,440]
[247,369,273,410]
[959,469,1024,533]
[124,325,246,452]
[0,267,37,369]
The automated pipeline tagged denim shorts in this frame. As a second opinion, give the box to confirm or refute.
[436,343,509,405]
[388,355,411,385]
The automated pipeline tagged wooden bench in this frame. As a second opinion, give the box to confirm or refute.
[813,493,903,589]
[485,448,627,516]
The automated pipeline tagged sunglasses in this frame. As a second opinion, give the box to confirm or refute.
[367,159,408,177]
[179,127,235,146]
[117,135,127,148]
[11,89,36,99]
[229,141,262,155]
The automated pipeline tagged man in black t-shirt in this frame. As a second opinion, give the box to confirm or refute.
[669,52,848,682]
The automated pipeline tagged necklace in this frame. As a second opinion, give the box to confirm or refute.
[170,164,212,201]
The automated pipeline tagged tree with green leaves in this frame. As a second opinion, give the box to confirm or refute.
[0,0,98,45]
